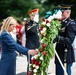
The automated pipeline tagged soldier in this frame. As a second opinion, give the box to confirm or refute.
[25,8,40,74]
[53,4,76,75]
[21,18,28,47]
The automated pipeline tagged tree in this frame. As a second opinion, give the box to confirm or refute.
[0,0,43,21]
[41,0,76,20]
[0,0,76,21]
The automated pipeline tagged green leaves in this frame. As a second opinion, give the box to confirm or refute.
[29,17,61,75]
[36,19,61,75]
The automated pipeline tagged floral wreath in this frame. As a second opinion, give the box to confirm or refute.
[28,8,62,75]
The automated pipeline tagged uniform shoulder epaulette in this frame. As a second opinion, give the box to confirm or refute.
[69,20,75,25]
[26,22,30,25]
[27,21,29,24]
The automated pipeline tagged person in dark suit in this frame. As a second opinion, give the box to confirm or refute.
[53,4,76,75]
[25,8,40,74]
[0,16,38,75]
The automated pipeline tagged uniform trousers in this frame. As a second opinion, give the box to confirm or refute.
[27,54,32,74]
[56,63,72,75]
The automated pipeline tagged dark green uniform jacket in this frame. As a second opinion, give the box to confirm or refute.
[25,20,40,49]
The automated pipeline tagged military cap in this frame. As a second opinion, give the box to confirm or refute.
[59,4,73,12]
[28,8,39,15]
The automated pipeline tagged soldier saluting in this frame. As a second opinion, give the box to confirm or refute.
[25,8,40,74]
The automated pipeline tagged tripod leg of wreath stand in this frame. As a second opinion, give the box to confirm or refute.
[54,50,68,75]
[28,54,30,73]
[64,49,68,75]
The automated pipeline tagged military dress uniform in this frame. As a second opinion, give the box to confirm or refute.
[25,8,40,74]
[25,20,40,74]
[53,4,76,75]
[55,17,76,75]
[25,20,40,49]
[25,8,40,49]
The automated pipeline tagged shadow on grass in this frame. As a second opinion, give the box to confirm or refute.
[17,72,27,75]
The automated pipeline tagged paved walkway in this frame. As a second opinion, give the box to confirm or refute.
[16,56,76,75]
[16,56,27,75]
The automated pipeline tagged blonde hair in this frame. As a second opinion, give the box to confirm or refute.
[0,16,17,34]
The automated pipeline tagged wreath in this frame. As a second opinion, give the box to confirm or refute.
[28,9,62,75]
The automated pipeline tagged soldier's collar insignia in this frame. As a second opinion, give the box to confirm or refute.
[65,21,67,23]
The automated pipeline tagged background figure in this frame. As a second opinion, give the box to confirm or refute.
[53,4,76,75]
[21,18,28,47]
[25,8,40,74]
[10,26,17,42]
[15,20,22,56]
[0,16,38,75]
[0,36,2,59]
[0,19,5,59]
[16,20,22,45]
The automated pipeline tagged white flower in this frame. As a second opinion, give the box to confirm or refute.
[29,64,32,67]
[36,66,39,69]
[53,10,62,19]
[34,74,36,75]
[29,64,32,71]
[38,33,40,36]
[33,64,36,67]
[46,23,50,27]
[47,16,54,21]
[41,71,43,75]
[31,54,39,60]
[33,54,39,59]
[43,28,46,32]
[42,21,46,25]
[29,68,32,71]
[53,14,56,18]
[41,30,44,34]
[40,39,44,43]
[56,10,62,19]
[31,56,34,60]
[41,27,46,34]
[40,56,43,60]
[33,69,37,72]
